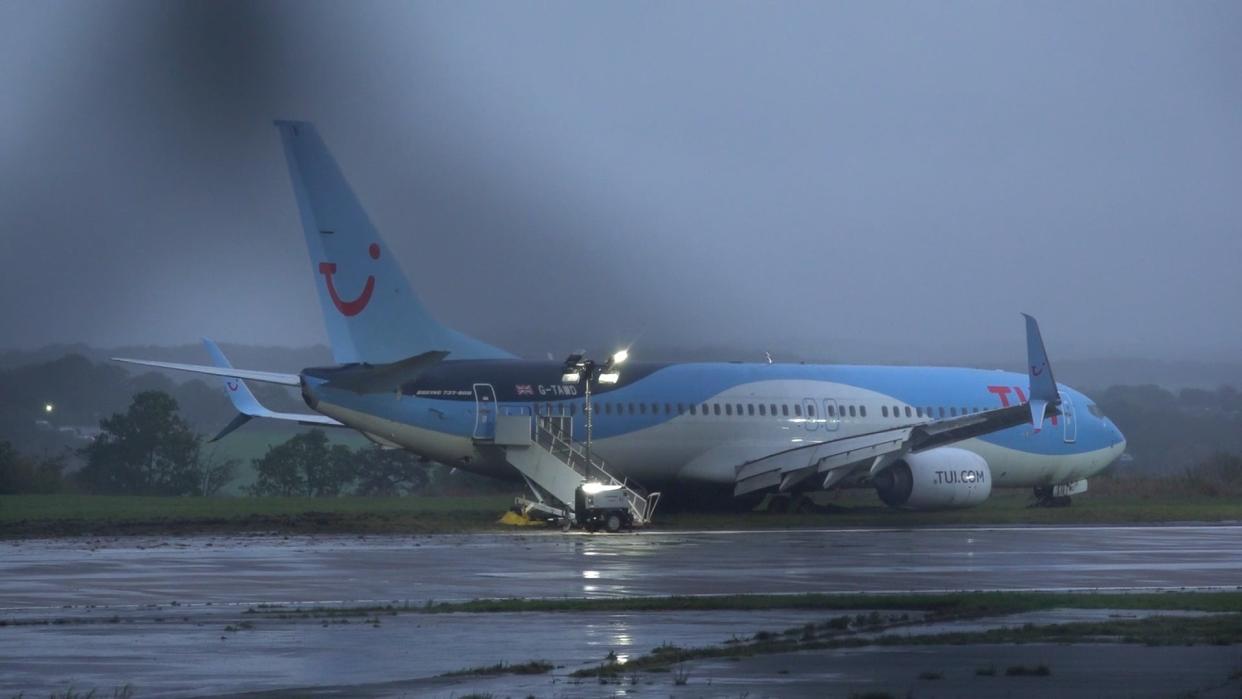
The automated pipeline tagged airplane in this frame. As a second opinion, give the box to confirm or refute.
[115,120,1127,524]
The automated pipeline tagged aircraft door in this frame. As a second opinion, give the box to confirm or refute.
[473,383,497,440]
[823,398,840,431]
[802,398,819,431]
[1059,390,1076,443]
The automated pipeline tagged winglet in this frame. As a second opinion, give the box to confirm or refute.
[1022,314,1059,427]
[202,338,267,416]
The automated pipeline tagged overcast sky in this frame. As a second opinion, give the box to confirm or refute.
[1,1,1239,363]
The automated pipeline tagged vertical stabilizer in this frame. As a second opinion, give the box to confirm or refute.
[274,120,514,363]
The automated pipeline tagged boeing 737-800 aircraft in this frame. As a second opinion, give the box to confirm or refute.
[116,121,1126,520]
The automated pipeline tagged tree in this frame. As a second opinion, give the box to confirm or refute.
[77,391,202,495]
[192,449,239,496]
[250,429,353,497]
[0,441,67,494]
[353,447,429,496]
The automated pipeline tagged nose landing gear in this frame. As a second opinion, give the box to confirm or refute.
[1032,485,1072,508]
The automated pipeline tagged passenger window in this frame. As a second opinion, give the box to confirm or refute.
[770,403,778,415]
[950,407,957,417]
[849,405,857,417]
[759,404,767,416]
[882,406,888,417]
[747,404,755,416]
[677,403,685,414]
[736,403,743,415]
[713,404,721,416]
[829,404,837,417]
[860,406,867,417]
[781,404,789,417]
[807,404,816,417]
[916,407,923,418]
[725,404,733,416]
[703,403,710,415]
[938,407,945,418]
[689,404,696,415]
[571,403,577,416]
[639,403,646,414]
[628,403,635,415]
[904,406,912,418]
[665,403,672,415]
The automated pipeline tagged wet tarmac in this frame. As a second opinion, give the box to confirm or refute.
[3,524,1241,696]
[4,524,1242,613]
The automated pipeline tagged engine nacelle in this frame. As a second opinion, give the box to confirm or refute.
[873,448,992,509]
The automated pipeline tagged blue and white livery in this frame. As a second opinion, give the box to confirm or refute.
[115,121,1126,512]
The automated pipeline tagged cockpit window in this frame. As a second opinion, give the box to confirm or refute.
[1087,403,1105,418]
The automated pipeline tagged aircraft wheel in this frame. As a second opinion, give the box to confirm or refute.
[605,513,623,533]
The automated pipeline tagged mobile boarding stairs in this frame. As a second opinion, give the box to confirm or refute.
[476,411,660,532]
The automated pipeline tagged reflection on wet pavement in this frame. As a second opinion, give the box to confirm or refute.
[3,525,1241,697]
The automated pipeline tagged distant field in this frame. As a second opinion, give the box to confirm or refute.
[202,425,373,495]
[1,487,1239,538]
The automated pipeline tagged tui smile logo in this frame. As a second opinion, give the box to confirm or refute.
[319,243,380,316]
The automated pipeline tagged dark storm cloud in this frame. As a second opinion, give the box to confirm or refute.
[1,1,1240,363]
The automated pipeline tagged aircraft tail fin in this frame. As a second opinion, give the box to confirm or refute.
[273,120,514,364]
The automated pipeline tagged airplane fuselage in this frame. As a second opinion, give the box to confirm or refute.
[302,360,1126,491]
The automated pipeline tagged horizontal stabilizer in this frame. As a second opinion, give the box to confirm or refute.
[210,413,253,442]
[321,350,449,394]
[112,357,302,386]
[200,338,344,434]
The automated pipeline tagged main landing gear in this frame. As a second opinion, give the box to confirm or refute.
[1032,485,1072,508]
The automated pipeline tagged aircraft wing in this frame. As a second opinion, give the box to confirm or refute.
[734,314,1062,497]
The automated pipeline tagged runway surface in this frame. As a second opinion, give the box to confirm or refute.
[3,524,1241,697]
[3,524,1241,612]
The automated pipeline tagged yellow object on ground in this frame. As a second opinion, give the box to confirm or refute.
[498,510,545,526]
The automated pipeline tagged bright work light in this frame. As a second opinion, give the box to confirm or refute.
[598,372,620,384]
[561,371,581,384]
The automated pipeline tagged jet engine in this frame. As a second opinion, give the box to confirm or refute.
[873,447,992,509]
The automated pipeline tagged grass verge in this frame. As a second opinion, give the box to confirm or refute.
[0,494,515,538]
[241,590,1242,622]
[2,488,1240,539]
[571,613,1242,678]
[440,660,554,677]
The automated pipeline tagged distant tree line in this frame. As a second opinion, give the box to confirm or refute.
[3,350,1242,495]
[0,390,456,498]
[1091,385,1242,474]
